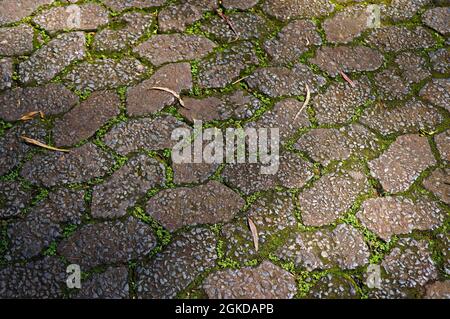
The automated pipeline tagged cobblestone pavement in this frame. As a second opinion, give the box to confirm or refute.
[0,0,449,299]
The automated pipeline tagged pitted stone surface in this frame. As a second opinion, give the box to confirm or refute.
[0,181,33,218]
[20,143,115,187]
[0,83,78,121]
[19,32,86,85]
[58,217,156,269]
[222,0,258,10]
[368,134,436,193]
[381,0,431,22]
[146,181,244,231]
[435,131,450,161]
[422,7,450,35]
[299,170,368,227]
[314,76,374,125]
[63,57,147,92]
[264,20,322,65]
[0,257,65,298]
[53,91,120,146]
[395,52,431,84]
[323,5,372,43]
[262,0,334,21]
[103,0,165,11]
[295,124,380,165]
[0,0,54,25]
[222,152,314,195]
[135,34,216,66]
[198,41,258,89]
[420,79,450,112]
[136,228,217,299]
[203,261,297,299]
[75,266,129,299]
[93,12,153,52]
[127,63,192,116]
[310,46,384,76]
[357,196,444,241]
[429,48,450,73]
[33,4,109,34]
[103,115,190,155]
[423,168,450,204]
[92,155,166,219]
[307,274,359,299]
[7,189,85,259]
[173,160,218,185]
[180,90,262,122]
[366,26,436,52]
[0,58,13,90]
[276,224,370,271]
[246,64,326,97]
[359,99,442,135]
[0,25,34,56]
[425,281,450,299]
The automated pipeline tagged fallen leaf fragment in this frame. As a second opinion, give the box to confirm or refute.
[217,9,239,39]
[248,217,259,252]
[18,111,45,121]
[150,87,187,108]
[21,136,70,153]
[231,76,249,85]
[339,70,356,88]
[294,84,311,121]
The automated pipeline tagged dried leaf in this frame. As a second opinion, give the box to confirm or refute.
[150,87,187,108]
[294,84,311,121]
[247,217,259,252]
[21,136,70,153]
[19,111,41,121]
[217,9,239,40]
[339,70,356,88]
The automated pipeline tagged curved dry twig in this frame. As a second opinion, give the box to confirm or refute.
[150,87,186,108]
[294,84,311,121]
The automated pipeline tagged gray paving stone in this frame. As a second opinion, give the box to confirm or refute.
[435,130,450,162]
[429,48,450,73]
[420,78,450,112]
[222,0,258,10]
[0,181,33,219]
[422,6,450,35]
[0,58,13,90]
[366,26,436,52]
[381,0,431,22]
[0,24,34,56]
[307,274,359,299]
[75,266,129,299]
[103,0,165,11]
[423,168,450,204]
[0,0,54,25]
[262,0,334,21]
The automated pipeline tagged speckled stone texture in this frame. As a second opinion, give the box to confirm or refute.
[420,78,450,112]
[423,168,450,204]
[262,0,334,21]
[0,25,34,56]
[0,181,33,218]
[75,266,129,299]
[307,274,359,299]
[0,57,13,90]
[0,0,54,25]
[367,26,436,52]
[204,261,297,299]
[435,130,450,162]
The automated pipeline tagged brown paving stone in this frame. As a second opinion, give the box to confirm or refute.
[103,0,165,11]
[0,58,13,90]
[422,7,450,35]
[53,91,120,146]
[425,281,450,299]
[307,274,359,299]
[420,78,450,112]
[146,180,244,231]
[75,266,129,299]
[366,26,436,52]
[368,134,436,193]
[203,261,297,299]
[396,52,431,84]
[127,63,192,116]
[172,161,218,185]
[435,130,450,162]
[262,0,335,21]
[374,68,411,101]
[0,181,33,219]
[0,25,34,56]
[429,48,450,73]
[381,0,431,22]
[222,0,258,10]
[423,168,450,204]
[323,5,372,43]
[0,0,54,25]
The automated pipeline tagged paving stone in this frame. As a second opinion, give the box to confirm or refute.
[180,90,262,122]
[262,0,334,21]
[7,189,85,259]
[381,0,431,21]
[20,142,115,187]
[246,64,326,97]
[395,52,431,84]
[437,232,450,275]
[323,5,372,43]
[198,41,258,89]
[103,0,165,11]
[276,224,370,271]
[33,4,109,34]
[429,48,450,73]
[0,257,65,298]
[374,68,411,101]
[368,134,436,193]
[204,261,297,299]
[299,170,368,227]
[222,0,258,10]
[146,181,244,231]
[0,181,33,218]
[0,0,54,25]
[369,238,437,298]
[420,78,450,112]
[0,24,34,56]
[201,12,272,43]
[136,228,217,299]
[53,91,121,146]
[19,32,86,84]
[422,7,450,35]
[295,124,380,165]
[222,152,314,195]
[359,99,442,135]
[158,0,218,32]
[127,63,192,116]
[310,45,384,77]
[435,130,450,161]
[173,161,218,184]
[366,26,435,52]
[93,12,153,52]
[92,154,166,219]
[75,266,129,299]
[264,20,322,65]
[0,83,78,121]
[103,115,190,155]
[63,57,147,92]
[357,196,444,241]
[425,281,450,299]
[423,168,450,204]
[245,98,310,143]
[0,58,13,90]
[0,121,47,176]
[314,76,374,125]
[58,217,156,269]
[307,274,359,299]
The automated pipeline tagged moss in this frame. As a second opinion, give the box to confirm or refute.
[43,241,58,256]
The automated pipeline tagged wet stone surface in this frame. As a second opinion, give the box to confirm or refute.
[0,181,33,219]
